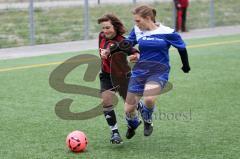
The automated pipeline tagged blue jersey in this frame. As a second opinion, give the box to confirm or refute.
[128,24,186,80]
[126,24,186,94]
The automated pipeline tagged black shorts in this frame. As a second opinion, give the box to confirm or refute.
[99,72,117,93]
[99,72,130,100]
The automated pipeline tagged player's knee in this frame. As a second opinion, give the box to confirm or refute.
[125,95,137,106]
[101,95,113,106]
[124,103,135,113]
[144,96,155,107]
[101,91,114,106]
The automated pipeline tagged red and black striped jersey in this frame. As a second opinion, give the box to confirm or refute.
[98,32,138,73]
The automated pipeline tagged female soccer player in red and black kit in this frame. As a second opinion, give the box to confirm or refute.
[97,14,139,144]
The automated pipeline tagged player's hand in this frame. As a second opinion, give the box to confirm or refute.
[182,65,190,73]
[128,52,139,63]
[99,48,110,59]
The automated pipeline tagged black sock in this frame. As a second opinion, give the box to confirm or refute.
[103,108,119,134]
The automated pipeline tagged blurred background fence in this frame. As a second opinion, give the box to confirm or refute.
[0,0,239,48]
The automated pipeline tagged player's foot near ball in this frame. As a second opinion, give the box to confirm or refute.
[110,132,123,144]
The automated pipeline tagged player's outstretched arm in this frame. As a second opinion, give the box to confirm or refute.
[178,48,191,73]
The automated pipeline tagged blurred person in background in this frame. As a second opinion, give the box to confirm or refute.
[174,0,189,32]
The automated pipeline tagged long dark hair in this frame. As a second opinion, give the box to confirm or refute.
[97,13,126,35]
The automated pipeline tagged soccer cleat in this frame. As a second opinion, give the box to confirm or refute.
[110,132,123,144]
[126,120,142,139]
[137,101,154,136]
[143,121,153,136]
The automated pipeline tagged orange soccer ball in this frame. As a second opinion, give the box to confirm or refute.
[66,130,88,152]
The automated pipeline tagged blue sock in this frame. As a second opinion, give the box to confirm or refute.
[141,104,155,123]
[126,113,140,129]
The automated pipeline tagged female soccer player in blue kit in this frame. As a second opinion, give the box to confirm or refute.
[124,5,191,139]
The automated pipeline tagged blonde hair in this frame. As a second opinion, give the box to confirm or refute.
[132,5,156,23]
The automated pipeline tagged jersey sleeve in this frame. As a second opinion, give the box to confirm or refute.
[127,28,138,46]
[165,32,186,50]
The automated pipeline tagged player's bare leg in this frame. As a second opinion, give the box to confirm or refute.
[139,81,162,136]
[102,90,123,144]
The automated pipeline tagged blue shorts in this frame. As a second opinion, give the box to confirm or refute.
[128,72,168,96]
